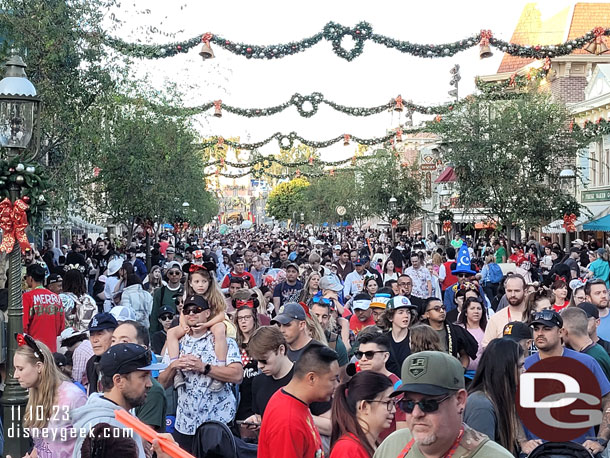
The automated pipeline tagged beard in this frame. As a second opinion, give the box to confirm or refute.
[507,295,523,306]
[415,433,438,446]
[124,390,148,409]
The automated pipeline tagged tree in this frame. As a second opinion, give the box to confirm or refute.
[266,177,310,221]
[428,91,588,238]
[354,149,423,225]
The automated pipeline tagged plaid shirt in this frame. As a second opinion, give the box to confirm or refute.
[72,339,94,385]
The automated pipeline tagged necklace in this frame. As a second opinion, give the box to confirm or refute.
[399,425,465,458]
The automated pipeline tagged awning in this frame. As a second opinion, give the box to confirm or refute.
[434,166,457,183]
[474,220,497,230]
[542,216,588,234]
[584,214,610,231]
[69,216,106,233]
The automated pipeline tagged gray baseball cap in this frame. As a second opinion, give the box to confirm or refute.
[271,302,306,325]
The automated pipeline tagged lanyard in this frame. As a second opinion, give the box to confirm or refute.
[507,307,511,322]
[398,426,464,458]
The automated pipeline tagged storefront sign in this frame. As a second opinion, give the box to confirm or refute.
[582,188,610,202]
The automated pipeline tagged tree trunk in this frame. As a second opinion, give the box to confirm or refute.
[506,220,512,253]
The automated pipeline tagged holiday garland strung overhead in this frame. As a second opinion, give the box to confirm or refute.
[134,86,530,119]
[196,130,399,151]
[203,150,375,169]
[204,167,335,179]
[475,64,549,93]
[104,22,610,61]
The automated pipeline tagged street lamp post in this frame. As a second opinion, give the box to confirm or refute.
[389,196,397,245]
[0,54,42,457]
[560,168,577,250]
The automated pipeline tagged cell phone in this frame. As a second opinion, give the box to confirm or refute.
[236,420,260,426]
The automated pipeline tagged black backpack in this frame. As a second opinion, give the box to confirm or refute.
[192,420,257,458]
[528,442,593,458]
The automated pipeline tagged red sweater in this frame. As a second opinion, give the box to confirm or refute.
[22,287,65,352]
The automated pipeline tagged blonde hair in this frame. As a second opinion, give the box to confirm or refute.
[432,253,443,266]
[187,270,226,317]
[305,312,328,346]
[252,287,269,317]
[16,341,68,429]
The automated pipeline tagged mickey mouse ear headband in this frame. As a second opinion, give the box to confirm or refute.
[15,333,44,361]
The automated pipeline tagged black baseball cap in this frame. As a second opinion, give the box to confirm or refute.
[159,305,176,316]
[47,274,62,285]
[183,295,210,310]
[579,302,600,320]
[530,309,563,328]
[285,263,299,272]
[99,343,166,376]
[88,312,118,332]
[503,321,533,341]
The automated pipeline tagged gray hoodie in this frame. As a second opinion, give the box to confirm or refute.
[70,392,146,458]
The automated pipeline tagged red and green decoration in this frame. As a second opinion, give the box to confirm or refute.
[197,130,400,151]
[439,209,454,233]
[133,88,525,119]
[204,150,375,170]
[104,22,610,61]
[475,64,550,93]
[0,159,48,216]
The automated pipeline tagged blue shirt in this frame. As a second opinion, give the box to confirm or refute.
[598,313,610,342]
[443,282,489,312]
[523,348,610,444]
[589,258,610,288]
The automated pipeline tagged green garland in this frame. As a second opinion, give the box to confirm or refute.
[206,166,358,180]
[475,66,548,93]
[196,130,399,151]
[0,159,48,215]
[104,22,610,61]
[204,150,376,169]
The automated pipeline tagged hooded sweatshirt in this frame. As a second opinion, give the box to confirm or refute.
[70,392,146,458]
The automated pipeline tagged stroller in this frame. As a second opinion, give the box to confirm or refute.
[526,442,595,458]
[192,420,258,458]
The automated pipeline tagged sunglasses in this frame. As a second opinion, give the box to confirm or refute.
[354,350,387,360]
[167,270,181,276]
[426,305,446,313]
[159,314,174,321]
[398,394,452,414]
[456,273,469,278]
[184,306,205,315]
[533,309,558,322]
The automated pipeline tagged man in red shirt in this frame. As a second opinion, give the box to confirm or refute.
[349,293,375,335]
[220,257,256,290]
[259,343,339,458]
[22,263,64,352]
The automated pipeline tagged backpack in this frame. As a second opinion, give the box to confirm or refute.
[488,263,504,284]
[192,420,257,458]
[328,331,338,351]
[528,441,593,458]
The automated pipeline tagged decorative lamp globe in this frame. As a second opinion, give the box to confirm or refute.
[0,55,41,153]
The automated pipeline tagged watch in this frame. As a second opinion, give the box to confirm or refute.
[203,363,211,375]
[596,438,608,447]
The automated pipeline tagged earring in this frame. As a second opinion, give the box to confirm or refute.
[459,408,464,415]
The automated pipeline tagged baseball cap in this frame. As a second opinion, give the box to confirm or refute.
[569,247,581,254]
[47,274,62,285]
[165,261,182,271]
[285,262,299,272]
[99,343,166,376]
[572,238,584,246]
[569,278,586,291]
[53,352,68,368]
[271,302,306,325]
[579,302,600,320]
[370,293,392,310]
[598,248,607,256]
[392,351,465,396]
[502,321,533,341]
[158,305,177,316]
[354,258,364,266]
[530,309,563,328]
[89,313,118,332]
[166,246,176,253]
[352,293,372,311]
[333,245,341,250]
[110,305,137,323]
[184,295,210,310]
[319,276,343,292]
[60,327,88,346]
[386,295,415,311]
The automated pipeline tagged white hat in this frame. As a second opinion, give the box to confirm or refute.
[110,305,136,322]
[572,238,584,246]
[107,258,123,276]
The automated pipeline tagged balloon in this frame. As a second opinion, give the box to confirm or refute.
[219,224,228,235]
[241,220,253,229]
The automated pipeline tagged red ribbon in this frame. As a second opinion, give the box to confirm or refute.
[214,100,222,110]
[396,128,403,142]
[594,27,606,43]
[235,299,255,309]
[202,32,213,44]
[562,213,577,232]
[443,220,452,232]
[479,30,493,47]
[0,198,31,254]
[394,95,404,111]
[343,134,350,144]
[542,57,552,72]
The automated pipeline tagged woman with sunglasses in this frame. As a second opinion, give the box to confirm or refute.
[14,333,87,456]
[233,302,261,431]
[330,371,394,457]
[464,338,524,456]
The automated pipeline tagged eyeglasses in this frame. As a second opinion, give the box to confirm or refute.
[398,282,411,287]
[167,270,181,276]
[159,314,173,321]
[426,305,446,313]
[366,399,397,412]
[237,315,253,322]
[354,350,387,360]
[398,394,452,414]
[456,273,469,278]
[184,306,204,315]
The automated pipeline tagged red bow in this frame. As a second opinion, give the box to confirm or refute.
[443,220,452,232]
[394,95,404,111]
[479,30,493,47]
[594,26,606,44]
[16,333,26,347]
[562,213,577,232]
[202,32,213,44]
[0,198,31,254]
[235,299,255,309]
[189,264,208,273]
[554,275,567,283]
[298,302,312,320]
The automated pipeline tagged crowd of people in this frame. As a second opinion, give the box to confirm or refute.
[7,226,610,457]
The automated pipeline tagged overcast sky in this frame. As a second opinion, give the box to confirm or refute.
[108,0,603,161]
